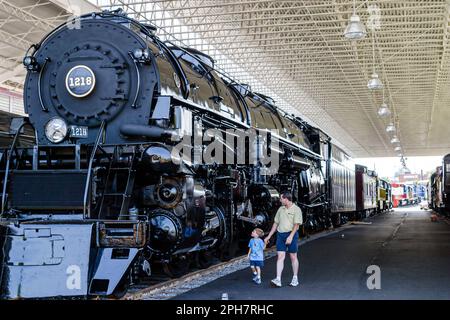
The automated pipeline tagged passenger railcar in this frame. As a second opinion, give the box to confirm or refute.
[327,144,356,225]
[355,165,377,219]
[391,182,406,208]
[319,140,383,223]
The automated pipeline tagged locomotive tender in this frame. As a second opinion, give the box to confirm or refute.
[0,10,386,299]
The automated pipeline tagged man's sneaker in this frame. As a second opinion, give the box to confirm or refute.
[289,278,299,287]
[254,278,261,285]
[270,278,282,287]
[252,274,258,282]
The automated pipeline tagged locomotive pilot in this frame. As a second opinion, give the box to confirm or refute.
[264,191,303,287]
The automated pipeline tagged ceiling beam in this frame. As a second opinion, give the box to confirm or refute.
[0,63,24,84]
[0,0,55,31]
[426,0,450,145]
[47,0,98,15]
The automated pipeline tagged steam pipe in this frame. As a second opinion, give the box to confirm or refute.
[120,124,176,139]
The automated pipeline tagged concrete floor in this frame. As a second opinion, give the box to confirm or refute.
[174,207,450,300]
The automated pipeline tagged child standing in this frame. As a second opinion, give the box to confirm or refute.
[248,228,265,284]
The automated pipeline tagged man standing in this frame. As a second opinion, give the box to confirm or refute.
[264,191,303,287]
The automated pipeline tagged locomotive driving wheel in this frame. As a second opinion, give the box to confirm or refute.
[162,255,190,278]
[219,240,239,262]
[196,250,214,269]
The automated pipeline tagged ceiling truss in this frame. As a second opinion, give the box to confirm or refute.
[1,0,450,157]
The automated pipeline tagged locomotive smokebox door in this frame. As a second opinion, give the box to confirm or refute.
[24,18,158,145]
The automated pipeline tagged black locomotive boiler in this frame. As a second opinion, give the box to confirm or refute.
[0,10,334,299]
[0,9,392,299]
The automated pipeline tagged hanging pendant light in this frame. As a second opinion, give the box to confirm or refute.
[368,30,383,90]
[377,90,391,117]
[391,136,400,144]
[394,146,401,151]
[368,73,383,90]
[377,102,391,117]
[386,123,396,133]
[344,0,366,40]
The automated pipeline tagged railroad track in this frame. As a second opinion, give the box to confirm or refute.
[123,223,355,300]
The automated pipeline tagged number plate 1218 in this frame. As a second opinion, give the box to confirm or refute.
[69,126,88,138]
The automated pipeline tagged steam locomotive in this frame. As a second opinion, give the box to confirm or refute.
[0,10,386,299]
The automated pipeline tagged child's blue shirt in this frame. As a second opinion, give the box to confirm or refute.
[248,238,264,261]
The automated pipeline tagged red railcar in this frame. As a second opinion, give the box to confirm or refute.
[391,182,406,207]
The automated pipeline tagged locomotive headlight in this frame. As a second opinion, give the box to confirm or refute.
[45,118,68,143]
[23,56,34,66]
[132,48,143,59]
[23,55,39,71]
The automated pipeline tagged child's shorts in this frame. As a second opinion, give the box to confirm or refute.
[250,260,264,268]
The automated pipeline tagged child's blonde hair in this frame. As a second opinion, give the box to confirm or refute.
[254,228,264,237]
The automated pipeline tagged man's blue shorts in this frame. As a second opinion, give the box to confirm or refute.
[276,231,299,253]
[250,260,264,268]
